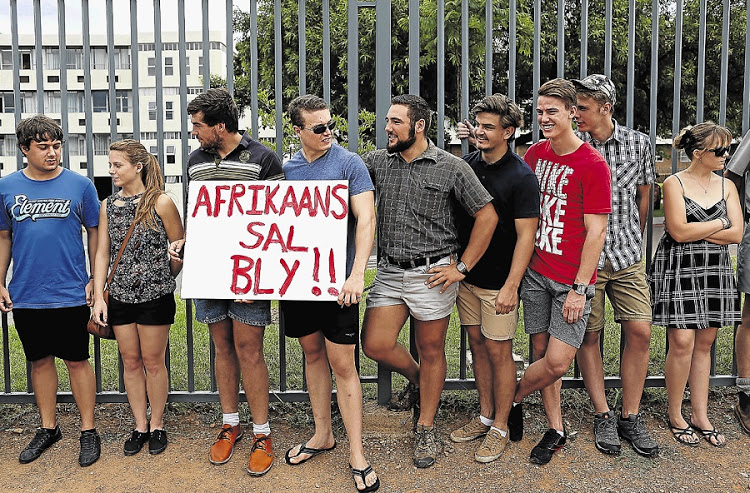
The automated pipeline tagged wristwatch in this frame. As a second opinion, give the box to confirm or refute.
[456,261,469,275]
[572,282,587,295]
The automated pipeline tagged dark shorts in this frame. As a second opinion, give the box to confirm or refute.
[108,293,176,326]
[280,300,359,345]
[13,305,91,362]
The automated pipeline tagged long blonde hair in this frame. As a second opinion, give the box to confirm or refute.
[109,139,165,230]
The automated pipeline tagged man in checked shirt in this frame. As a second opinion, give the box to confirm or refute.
[572,74,659,458]
[361,94,498,468]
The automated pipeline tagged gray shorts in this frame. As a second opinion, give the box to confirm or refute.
[737,224,750,294]
[366,255,458,321]
[520,268,594,349]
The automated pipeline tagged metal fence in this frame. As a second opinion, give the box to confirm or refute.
[1,0,748,405]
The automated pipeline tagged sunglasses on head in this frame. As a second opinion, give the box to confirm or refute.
[304,121,336,134]
[703,146,730,157]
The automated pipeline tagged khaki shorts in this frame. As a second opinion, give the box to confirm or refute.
[457,281,518,341]
[587,260,652,332]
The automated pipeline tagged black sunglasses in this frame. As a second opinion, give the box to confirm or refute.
[703,146,730,157]
[303,121,336,134]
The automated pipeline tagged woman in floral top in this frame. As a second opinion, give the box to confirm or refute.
[92,139,183,456]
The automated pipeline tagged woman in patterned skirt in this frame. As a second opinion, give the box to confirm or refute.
[650,122,742,447]
[91,140,184,455]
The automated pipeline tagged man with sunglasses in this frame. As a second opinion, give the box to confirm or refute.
[362,94,498,468]
[572,74,659,458]
[170,88,284,476]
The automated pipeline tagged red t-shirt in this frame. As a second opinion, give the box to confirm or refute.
[523,140,612,285]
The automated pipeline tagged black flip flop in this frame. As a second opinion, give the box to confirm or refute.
[350,464,380,493]
[284,441,336,465]
[689,421,726,448]
[667,420,700,447]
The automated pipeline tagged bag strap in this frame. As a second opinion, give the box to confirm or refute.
[106,219,137,287]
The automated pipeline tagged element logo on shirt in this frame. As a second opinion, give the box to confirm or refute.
[534,159,573,256]
[12,194,71,222]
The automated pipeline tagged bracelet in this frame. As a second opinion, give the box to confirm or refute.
[720,217,731,230]
[89,274,95,281]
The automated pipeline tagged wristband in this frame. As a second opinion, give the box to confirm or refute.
[724,217,732,230]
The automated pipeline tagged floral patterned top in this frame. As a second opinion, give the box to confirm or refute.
[106,192,175,303]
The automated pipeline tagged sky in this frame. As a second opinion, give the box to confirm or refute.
[0,0,239,37]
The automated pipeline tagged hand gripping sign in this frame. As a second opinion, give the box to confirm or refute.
[181,180,349,301]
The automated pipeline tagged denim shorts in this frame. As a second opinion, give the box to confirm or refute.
[193,299,271,327]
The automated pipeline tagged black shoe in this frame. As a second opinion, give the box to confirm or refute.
[530,428,566,465]
[124,429,150,456]
[593,411,621,455]
[508,403,523,442]
[19,426,62,464]
[79,429,101,467]
[149,429,168,455]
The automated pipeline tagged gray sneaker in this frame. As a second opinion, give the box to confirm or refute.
[593,410,621,455]
[617,412,659,457]
[413,424,442,468]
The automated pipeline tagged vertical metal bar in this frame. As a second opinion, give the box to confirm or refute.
[94,340,102,392]
[437,0,445,147]
[744,0,750,134]
[696,0,707,122]
[33,0,44,114]
[485,0,492,96]
[375,0,391,149]
[323,0,331,104]
[82,0,94,181]
[250,0,259,139]
[118,353,124,392]
[279,308,287,392]
[154,0,165,168]
[226,0,234,96]
[186,303,195,392]
[604,0,612,77]
[461,0,469,155]
[347,0,358,152]
[26,361,31,393]
[10,0,21,170]
[646,0,659,273]
[106,0,117,144]
[130,0,140,140]
[409,0,420,95]
[166,341,172,390]
[58,0,70,169]
[202,0,210,92]
[557,0,564,78]
[274,0,283,159]
[626,0,635,127]
[459,327,467,380]
[532,0,540,142]
[2,314,10,393]
[580,0,588,78]
[299,0,306,95]
[671,0,684,175]
[508,0,516,102]
[719,0,730,126]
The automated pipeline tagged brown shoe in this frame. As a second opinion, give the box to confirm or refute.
[735,391,750,435]
[209,424,243,465]
[247,433,274,476]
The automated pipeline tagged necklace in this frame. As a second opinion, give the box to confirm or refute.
[687,169,711,194]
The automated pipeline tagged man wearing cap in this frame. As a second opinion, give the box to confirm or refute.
[572,74,659,457]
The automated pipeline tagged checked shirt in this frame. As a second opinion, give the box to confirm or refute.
[363,142,492,262]
[578,120,655,271]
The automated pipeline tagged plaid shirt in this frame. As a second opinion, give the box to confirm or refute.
[364,142,492,261]
[577,120,655,271]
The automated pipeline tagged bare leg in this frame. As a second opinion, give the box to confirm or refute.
[414,317,450,428]
[115,323,148,431]
[209,320,240,414]
[138,324,170,430]
[737,300,750,378]
[687,327,724,445]
[361,305,418,384]
[465,325,494,419]
[619,321,651,417]
[577,330,610,413]
[65,359,97,430]
[30,356,59,429]
[664,328,695,429]
[484,338,515,431]
[233,321,269,426]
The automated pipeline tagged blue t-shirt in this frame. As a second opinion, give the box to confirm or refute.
[283,143,374,277]
[0,168,100,308]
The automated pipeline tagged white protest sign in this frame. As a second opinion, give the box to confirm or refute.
[181,180,349,301]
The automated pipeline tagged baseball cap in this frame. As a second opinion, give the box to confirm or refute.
[571,74,617,106]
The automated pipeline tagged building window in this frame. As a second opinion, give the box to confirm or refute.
[148,101,157,121]
[114,48,130,69]
[164,57,173,76]
[165,101,173,120]
[44,48,60,70]
[185,59,190,76]
[1,135,17,156]
[66,48,83,69]
[148,57,156,77]
[20,49,32,70]
[115,90,130,113]
[0,93,14,113]
[47,75,60,83]
[198,56,203,76]
[92,91,108,113]
[165,176,182,184]
[45,91,62,113]
[20,92,36,113]
[93,134,110,155]
[91,48,107,70]
[71,135,86,155]
[166,145,176,164]
[0,50,12,70]
[80,161,87,169]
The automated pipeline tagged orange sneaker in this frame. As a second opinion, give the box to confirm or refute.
[247,433,274,476]
[209,424,243,465]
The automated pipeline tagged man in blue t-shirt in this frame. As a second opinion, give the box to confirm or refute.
[0,115,101,467]
[451,95,540,463]
[279,95,378,492]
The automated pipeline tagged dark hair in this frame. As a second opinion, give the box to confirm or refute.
[186,88,239,133]
[391,94,432,134]
[673,122,732,160]
[109,139,165,231]
[472,94,523,140]
[538,78,577,109]
[575,88,612,108]
[287,95,329,127]
[16,115,64,150]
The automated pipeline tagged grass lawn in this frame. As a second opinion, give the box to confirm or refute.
[0,267,738,400]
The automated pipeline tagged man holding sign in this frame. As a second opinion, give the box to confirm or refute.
[362,94,498,468]
[279,95,379,492]
[169,88,284,476]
